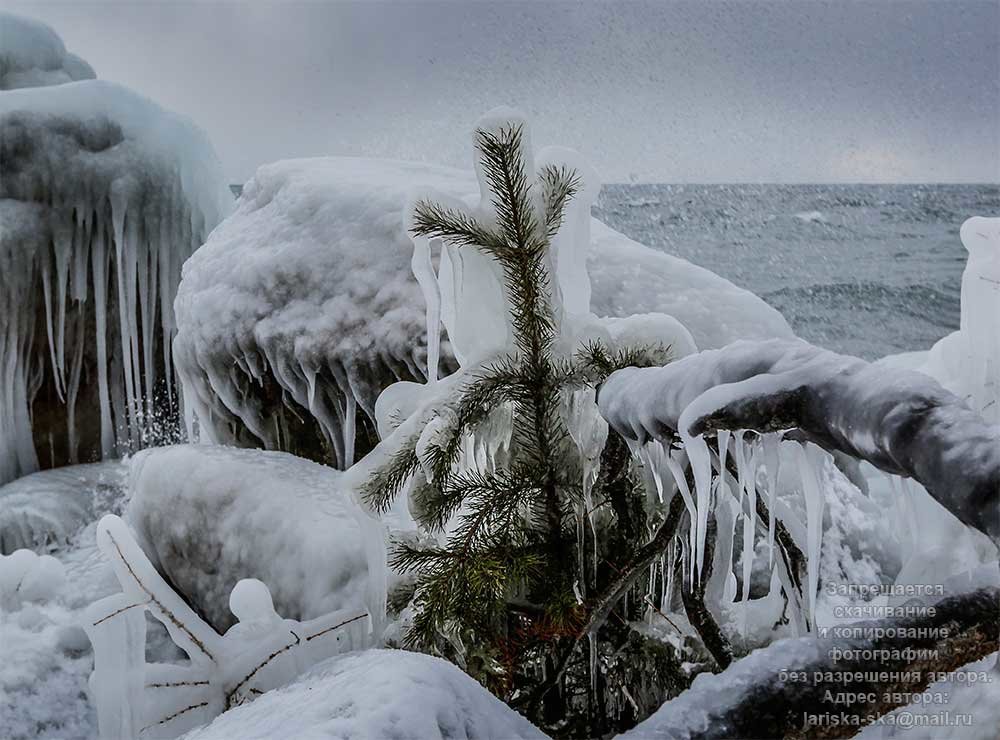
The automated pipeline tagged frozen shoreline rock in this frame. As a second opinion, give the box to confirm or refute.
[125,445,379,633]
[0,77,232,485]
[174,157,792,469]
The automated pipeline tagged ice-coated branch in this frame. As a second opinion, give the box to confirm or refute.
[598,339,1000,540]
[621,587,1000,739]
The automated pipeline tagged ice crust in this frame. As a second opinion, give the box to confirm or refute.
[0,12,95,90]
[0,78,233,484]
[173,156,791,468]
[180,649,547,740]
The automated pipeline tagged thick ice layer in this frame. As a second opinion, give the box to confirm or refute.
[0,460,127,554]
[0,12,95,90]
[125,445,382,633]
[599,338,1000,540]
[0,79,232,485]
[173,156,791,468]
[181,649,546,740]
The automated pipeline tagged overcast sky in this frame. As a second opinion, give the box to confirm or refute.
[5,1,999,183]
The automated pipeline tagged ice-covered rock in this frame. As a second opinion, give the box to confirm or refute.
[0,460,127,554]
[0,78,233,485]
[125,445,381,633]
[180,649,546,740]
[173,157,791,469]
[0,12,95,90]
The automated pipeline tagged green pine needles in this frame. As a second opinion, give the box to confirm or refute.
[361,122,678,734]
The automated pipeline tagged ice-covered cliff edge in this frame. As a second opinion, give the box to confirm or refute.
[0,78,233,484]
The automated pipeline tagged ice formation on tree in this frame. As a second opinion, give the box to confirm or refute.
[0,12,95,90]
[124,444,384,633]
[0,77,233,485]
[83,515,372,739]
[181,649,547,740]
[173,153,789,469]
[599,338,1000,541]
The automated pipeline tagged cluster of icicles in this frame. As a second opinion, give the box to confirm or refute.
[1,183,211,484]
[633,429,828,634]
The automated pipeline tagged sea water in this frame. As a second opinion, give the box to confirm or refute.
[594,183,998,359]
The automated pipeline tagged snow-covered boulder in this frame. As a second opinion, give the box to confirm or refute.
[126,445,378,633]
[0,460,127,554]
[0,12,95,90]
[0,78,233,484]
[174,157,791,469]
[180,649,546,740]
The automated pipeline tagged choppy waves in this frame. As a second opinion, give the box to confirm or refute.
[594,183,995,358]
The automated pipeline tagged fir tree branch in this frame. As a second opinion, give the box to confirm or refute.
[475,123,540,253]
[538,164,581,239]
[360,431,422,513]
[410,201,507,258]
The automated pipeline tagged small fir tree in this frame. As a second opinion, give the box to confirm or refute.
[361,121,685,735]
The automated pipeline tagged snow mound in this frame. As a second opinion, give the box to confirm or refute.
[0,461,127,554]
[180,649,547,740]
[0,12,95,90]
[0,79,233,484]
[125,445,378,633]
[174,156,791,468]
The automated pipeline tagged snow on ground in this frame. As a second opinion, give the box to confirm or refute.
[125,445,382,633]
[0,12,95,90]
[0,462,128,740]
[173,156,792,469]
[0,76,232,485]
[180,648,547,740]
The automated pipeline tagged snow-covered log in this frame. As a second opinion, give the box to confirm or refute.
[621,587,999,739]
[0,77,232,484]
[173,157,791,469]
[180,649,546,740]
[598,339,1000,540]
[125,445,383,633]
[0,12,95,90]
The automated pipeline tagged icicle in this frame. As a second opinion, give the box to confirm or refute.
[92,226,114,457]
[683,433,713,579]
[717,429,730,479]
[343,393,357,468]
[410,235,442,384]
[795,442,826,632]
[588,631,598,698]
[737,436,758,612]
[762,432,782,565]
[665,450,698,585]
